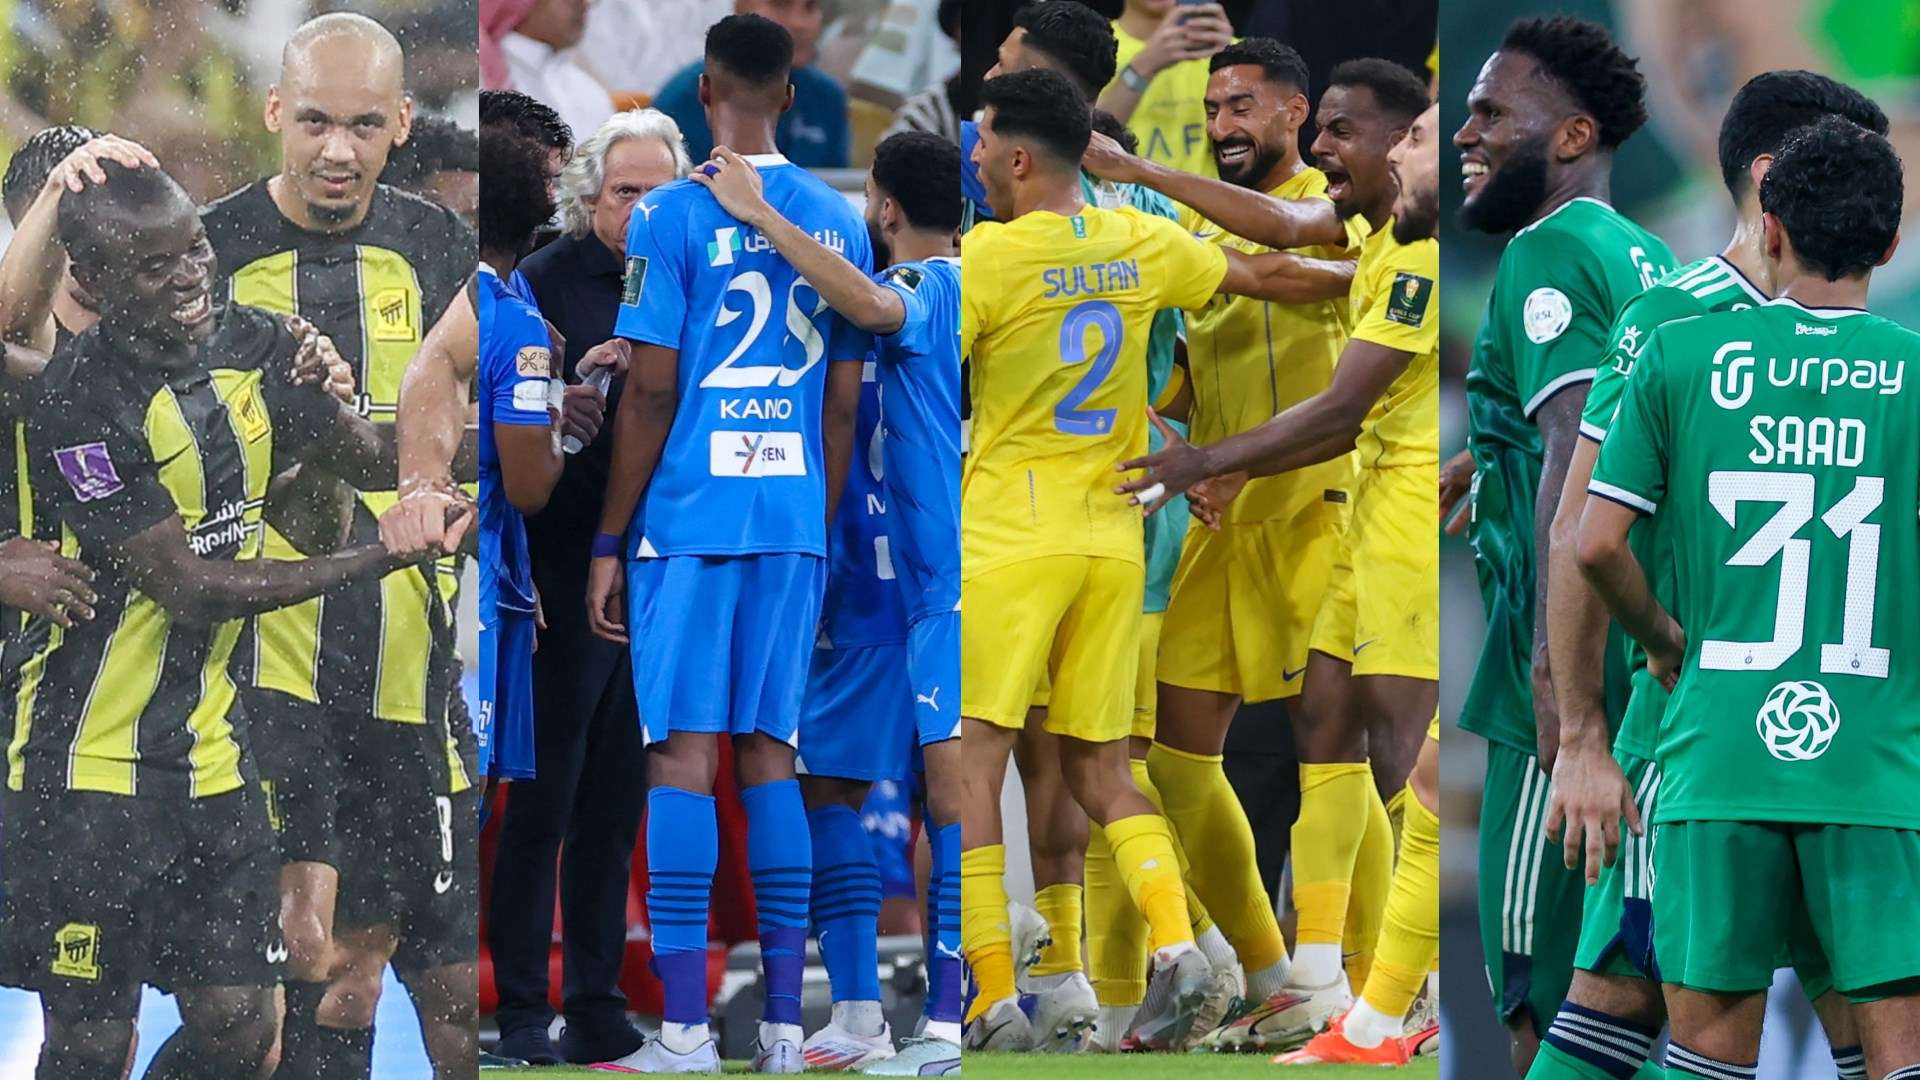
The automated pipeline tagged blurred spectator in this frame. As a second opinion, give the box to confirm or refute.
[1096,0,1234,179]
[655,0,851,166]
[383,114,479,222]
[577,0,734,99]
[878,0,962,143]
[480,0,615,141]
[492,106,692,1069]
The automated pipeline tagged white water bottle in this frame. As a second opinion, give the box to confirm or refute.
[562,366,615,454]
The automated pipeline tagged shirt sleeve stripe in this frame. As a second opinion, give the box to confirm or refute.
[1523,368,1597,418]
[1579,420,1607,442]
[1588,479,1656,515]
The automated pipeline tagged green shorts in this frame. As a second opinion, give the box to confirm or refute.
[1477,740,1585,1031]
[1572,752,1660,980]
[1654,820,1920,1002]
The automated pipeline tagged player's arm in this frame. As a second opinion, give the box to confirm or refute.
[1530,386,1588,768]
[115,516,413,627]
[585,341,678,643]
[489,325,565,516]
[384,284,481,556]
[0,137,158,354]
[692,148,907,334]
[822,359,863,524]
[1575,497,1678,681]
[1225,250,1356,304]
[1083,131,1347,250]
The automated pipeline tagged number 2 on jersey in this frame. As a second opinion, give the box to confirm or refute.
[1055,299,1122,436]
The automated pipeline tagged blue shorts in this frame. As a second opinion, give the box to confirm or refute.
[907,610,959,748]
[477,607,537,779]
[628,553,826,744]
[799,641,913,781]
[863,778,917,900]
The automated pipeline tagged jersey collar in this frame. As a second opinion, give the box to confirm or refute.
[743,153,790,168]
[1515,195,1613,237]
[1764,296,1869,318]
[1704,255,1768,307]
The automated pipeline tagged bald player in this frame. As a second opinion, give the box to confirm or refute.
[200,13,479,1077]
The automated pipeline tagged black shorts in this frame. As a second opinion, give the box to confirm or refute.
[1,786,282,1022]
[334,717,478,973]
[245,688,341,867]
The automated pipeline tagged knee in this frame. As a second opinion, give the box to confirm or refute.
[283,912,333,982]
[734,732,796,788]
[40,1019,131,1079]
[648,734,720,793]
[191,1002,278,1068]
[317,969,385,1030]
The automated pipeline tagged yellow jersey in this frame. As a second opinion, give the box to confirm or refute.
[1112,23,1218,180]
[961,205,1228,575]
[1180,166,1365,524]
[1350,219,1439,468]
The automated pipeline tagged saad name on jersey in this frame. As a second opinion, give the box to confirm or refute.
[1709,338,1907,467]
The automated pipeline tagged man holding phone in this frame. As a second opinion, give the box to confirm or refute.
[1097,0,1236,178]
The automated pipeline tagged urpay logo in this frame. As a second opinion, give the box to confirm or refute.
[709,226,743,267]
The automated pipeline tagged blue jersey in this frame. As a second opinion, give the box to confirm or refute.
[872,257,961,625]
[818,368,906,649]
[477,267,553,615]
[615,154,872,558]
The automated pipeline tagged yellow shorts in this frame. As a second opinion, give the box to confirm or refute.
[1133,611,1164,739]
[1428,713,1441,741]
[1309,465,1438,680]
[963,554,1142,742]
[1158,505,1346,703]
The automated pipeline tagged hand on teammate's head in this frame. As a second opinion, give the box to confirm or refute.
[48,135,158,195]
[1081,130,1141,183]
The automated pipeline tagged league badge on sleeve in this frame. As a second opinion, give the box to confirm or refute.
[1387,272,1434,327]
[54,442,125,502]
[621,256,649,307]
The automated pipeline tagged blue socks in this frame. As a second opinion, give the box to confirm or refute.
[926,820,961,1025]
[807,803,881,1003]
[744,779,813,1026]
[646,786,718,1026]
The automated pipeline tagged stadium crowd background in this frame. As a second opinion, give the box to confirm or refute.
[1435,1,1920,1076]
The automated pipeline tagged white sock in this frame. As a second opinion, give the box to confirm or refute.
[1342,1000,1401,1049]
[760,1021,804,1048]
[832,1000,886,1038]
[661,1021,711,1054]
[922,1019,962,1045]
[1427,969,1439,1001]
[1245,956,1291,999]
[1293,943,1344,987]
[1093,1004,1138,1049]
[1195,924,1238,971]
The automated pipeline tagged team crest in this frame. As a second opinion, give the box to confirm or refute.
[622,256,648,306]
[370,287,417,342]
[232,383,271,444]
[1387,272,1433,327]
[51,923,101,981]
[53,442,123,502]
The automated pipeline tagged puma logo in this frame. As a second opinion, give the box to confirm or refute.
[916,687,941,711]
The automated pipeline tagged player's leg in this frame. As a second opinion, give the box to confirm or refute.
[1288,649,1370,995]
[307,923,397,1076]
[1013,716,1096,1051]
[394,960,479,1076]
[146,985,280,1079]
[1796,824,1920,1078]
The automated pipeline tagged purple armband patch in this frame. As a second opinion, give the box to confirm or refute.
[54,442,124,502]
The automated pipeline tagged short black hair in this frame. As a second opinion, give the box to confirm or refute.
[382,115,477,191]
[1500,16,1647,149]
[56,161,190,272]
[981,69,1092,170]
[1327,58,1429,125]
[707,13,794,86]
[1011,2,1116,101]
[871,132,962,233]
[1761,115,1902,282]
[937,0,960,39]
[479,89,573,153]
[3,125,99,223]
[1209,38,1310,96]
[1090,108,1138,155]
[1718,70,1888,200]
[478,128,558,260]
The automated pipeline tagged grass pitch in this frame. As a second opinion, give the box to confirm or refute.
[495,1054,1442,1076]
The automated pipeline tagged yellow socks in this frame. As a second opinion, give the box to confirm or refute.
[1129,755,1215,934]
[1146,742,1285,972]
[961,844,1015,1022]
[1291,762,1374,949]
[1343,781,1394,988]
[1360,786,1440,1020]
[1030,883,1084,977]
[1103,813,1192,952]
[1084,823,1146,1005]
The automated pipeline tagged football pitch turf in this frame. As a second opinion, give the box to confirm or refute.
[494,1057,1442,1077]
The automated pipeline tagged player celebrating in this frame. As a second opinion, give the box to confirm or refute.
[1579,114,1920,1080]
[958,66,1301,1053]
[1533,71,1888,1080]
[693,129,964,1074]
[584,13,871,1074]
[1451,17,1671,1073]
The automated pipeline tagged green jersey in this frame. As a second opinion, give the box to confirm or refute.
[1592,299,1920,829]
[1461,197,1674,752]
[1585,256,1768,760]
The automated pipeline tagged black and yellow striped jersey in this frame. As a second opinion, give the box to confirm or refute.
[0,323,76,639]
[8,307,336,799]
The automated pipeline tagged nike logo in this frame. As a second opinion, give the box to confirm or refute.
[1353,639,1378,654]
[266,940,289,964]
[916,687,940,711]
[1283,666,1307,681]
[433,870,455,894]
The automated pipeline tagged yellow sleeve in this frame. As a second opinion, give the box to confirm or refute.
[1351,236,1437,355]
[1143,214,1229,313]
[960,231,992,358]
